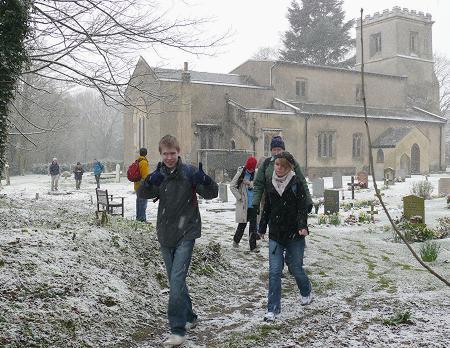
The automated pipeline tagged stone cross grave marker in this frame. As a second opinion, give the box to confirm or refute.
[332,172,343,189]
[403,195,425,223]
[312,178,324,198]
[219,183,228,202]
[324,189,339,215]
[347,176,357,199]
[438,178,450,195]
[366,203,378,223]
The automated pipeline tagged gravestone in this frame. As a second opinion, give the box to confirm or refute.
[397,168,406,181]
[324,189,339,215]
[357,171,369,188]
[374,164,384,181]
[312,178,324,198]
[438,178,450,195]
[332,172,343,189]
[403,195,425,223]
[218,183,228,202]
[115,164,121,183]
[384,167,395,185]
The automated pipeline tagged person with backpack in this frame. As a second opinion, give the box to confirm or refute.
[130,147,150,222]
[137,134,218,347]
[252,135,313,216]
[93,159,104,189]
[259,152,312,322]
[230,156,259,252]
[48,158,60,191]
[73,162,84,189]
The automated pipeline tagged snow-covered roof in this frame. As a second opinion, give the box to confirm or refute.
[286,102,446,124]
[371,127,413,148]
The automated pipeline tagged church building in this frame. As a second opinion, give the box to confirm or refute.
[123,7,446,179]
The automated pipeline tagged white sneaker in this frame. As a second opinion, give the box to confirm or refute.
[163,334,186,347]
[301,293,313,306]
[263,312,277,322]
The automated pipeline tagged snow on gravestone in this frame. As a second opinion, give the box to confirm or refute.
[438,178,450,195]
[312,178,324,198]
[324,189,339,215]
[332,172,342,189]
[402,195,425,223]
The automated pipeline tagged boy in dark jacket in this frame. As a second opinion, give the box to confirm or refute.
[137,134,218,347]
[73,162,84,189]
[259,152,312,322]
[48,158,60,191]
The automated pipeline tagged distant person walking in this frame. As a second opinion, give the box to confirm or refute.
[73,162,84,189]
[93,159,104,189]
[134,148,150,222]
[230,156,259,252]
[48,158,60,191]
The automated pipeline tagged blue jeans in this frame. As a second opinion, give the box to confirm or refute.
[267,238,311,314]
[136,197,148,221]
[160,239,197,336]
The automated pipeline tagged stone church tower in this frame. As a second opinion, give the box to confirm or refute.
[356,7,440,114]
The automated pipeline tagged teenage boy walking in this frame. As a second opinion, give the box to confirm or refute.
[137,134,218,347]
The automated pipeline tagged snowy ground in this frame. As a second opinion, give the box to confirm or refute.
[1,174,449,347]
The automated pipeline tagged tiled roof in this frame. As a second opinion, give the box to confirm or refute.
[371,127,413,148]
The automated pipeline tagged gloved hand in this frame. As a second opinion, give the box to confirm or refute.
[147,162,164,187]
[193,163,213,186]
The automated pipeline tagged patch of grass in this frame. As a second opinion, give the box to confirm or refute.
[383,311,413,326]
[376,276,397,293]
[328,213,341,226]
[318,270,328,277]
[381,255,390,262]
[61,319,77,336]
[0,259,4,267]
[155,272,167,288]
[364,258,376,272]
[420,241,440,262]
[190,242,228,276]
[395,262,412,270]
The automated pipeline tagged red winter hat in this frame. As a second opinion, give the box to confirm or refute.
[245,156,257,171]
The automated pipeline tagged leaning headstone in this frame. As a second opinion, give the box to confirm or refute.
[403,195,425,223]
[438,178,450,195]
[332,172,342,189]
[115,164,121,183]
[218,183,228,202]
[357,171,369,188]
[312,178,324,198]
[374,164,384,181]
[384,167,395,185]
[324,189,339,215]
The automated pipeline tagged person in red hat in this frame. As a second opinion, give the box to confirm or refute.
[230,156,259,252]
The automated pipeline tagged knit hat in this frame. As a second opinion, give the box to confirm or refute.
[275,151,295,166]
[270,135,285,150]
[52,157,57,161]
[245,156,257,171]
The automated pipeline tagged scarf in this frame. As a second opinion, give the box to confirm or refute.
[272,170,294,196]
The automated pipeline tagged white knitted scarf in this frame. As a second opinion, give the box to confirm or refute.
[272,170,294,196]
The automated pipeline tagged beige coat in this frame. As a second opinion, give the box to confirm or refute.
[230,166,254,223]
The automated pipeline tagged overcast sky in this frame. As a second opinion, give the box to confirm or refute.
[141,0,450,73]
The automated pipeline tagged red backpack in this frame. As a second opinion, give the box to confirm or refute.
[127,159,144,182]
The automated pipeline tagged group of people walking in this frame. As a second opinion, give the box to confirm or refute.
[133,134,314,347]
[47,158,104,191]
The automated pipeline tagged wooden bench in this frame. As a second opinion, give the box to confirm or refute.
[96,189,124,217]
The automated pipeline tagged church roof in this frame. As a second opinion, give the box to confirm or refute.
[152,67,265,88]
[287,102,446,124]
[371,127,413,148]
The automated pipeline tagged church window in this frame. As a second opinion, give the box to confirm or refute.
[376,149,384,163]
[318,132,335,158]
[410,31,419,55]
[138,116,145,148]
[295,79,307,97]
[370,33,382,57]
[197,124,220,149]
[352,133,362,158]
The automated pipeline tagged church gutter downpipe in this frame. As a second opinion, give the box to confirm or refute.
[359,8,449,287]
[305,114,309,175]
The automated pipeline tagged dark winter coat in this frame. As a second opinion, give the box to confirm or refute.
[73,165,84,180]
[49,162,60,176]
[252,156,312,210]
[137,158,218,248]
[262,175,309,245]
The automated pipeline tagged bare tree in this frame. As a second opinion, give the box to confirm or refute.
[252,46,279,61]
[434,53,450,117]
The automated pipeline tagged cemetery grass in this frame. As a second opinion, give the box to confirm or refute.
[0,175,450,347]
